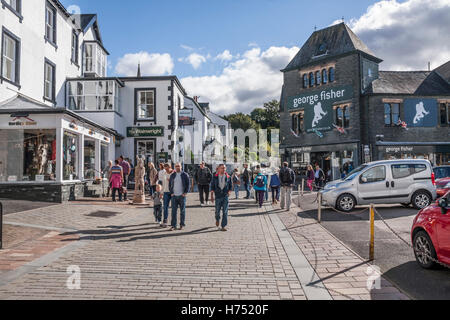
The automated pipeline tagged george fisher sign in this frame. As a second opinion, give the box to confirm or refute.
[287,85,353,133]
[127,127,164,138]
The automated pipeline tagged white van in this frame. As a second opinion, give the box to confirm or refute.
[320,159,437,212]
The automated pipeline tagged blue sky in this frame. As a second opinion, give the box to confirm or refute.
[62,0,378,77]
[61,0,450,115]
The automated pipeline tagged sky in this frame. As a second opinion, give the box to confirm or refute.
[61,0,450,115]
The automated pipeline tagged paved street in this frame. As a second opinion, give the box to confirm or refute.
[295,192,450,300]
[0,193,407,300]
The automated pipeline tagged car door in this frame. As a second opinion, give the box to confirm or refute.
[435,194,450,263]
[357,165,393,204]
[390,164,415,203]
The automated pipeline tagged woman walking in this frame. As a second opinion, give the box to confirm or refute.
[147,162,159,196]
[253,171,267,208]
[306,165,315,192]
[269,169,281,204]
[103,160,113,197]
[110,160,124,202]
[231,168,241,199]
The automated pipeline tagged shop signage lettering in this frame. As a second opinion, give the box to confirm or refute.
[179,109,194,126]
[127,127,164,137]
[8,116,37,126]
[404,99,438,127]
[292,147,313,153]
[287,85,353,133]
[385,146,414,153]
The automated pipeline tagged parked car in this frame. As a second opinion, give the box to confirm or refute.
[436,177,450,198]
[320,159,437,212]
[433,166,450,180]
[411,191,450,269]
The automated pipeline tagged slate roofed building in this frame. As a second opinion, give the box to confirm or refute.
[280,22,450,180]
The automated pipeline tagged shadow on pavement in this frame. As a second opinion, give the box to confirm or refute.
[117,227,218,242]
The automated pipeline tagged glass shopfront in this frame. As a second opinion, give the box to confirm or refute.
[63,131,79,180]
[101,142,109,172]
[0,129,57,182]
[84,139,96,180]
[378,145,450,167]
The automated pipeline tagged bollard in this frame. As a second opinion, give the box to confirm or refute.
[318,192,322,223]
[369,204,375,261]
[301,178,304,196]
[0,201,2,250]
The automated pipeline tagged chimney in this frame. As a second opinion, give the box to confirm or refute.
[193,96,199,102]
[137,63,141,77]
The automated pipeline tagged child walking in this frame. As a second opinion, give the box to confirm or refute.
[152,184,163,225]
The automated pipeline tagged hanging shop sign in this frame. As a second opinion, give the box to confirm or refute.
[157,152,169,163]
[8,115,37,126]
[404,99,438,127]
[287,85,353,133]
[179,109,194,126]
[127,127,164,138]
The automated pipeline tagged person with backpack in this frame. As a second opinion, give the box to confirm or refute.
[279,162,295,211]
[110,160,124,202]
[196,161,213,206]
[269,168,281,204]
[253,170,267,208]
[231,168,241,199]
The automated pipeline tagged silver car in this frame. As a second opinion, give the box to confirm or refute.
[320,159,437,212]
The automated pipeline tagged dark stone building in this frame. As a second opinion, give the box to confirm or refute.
[280,23,450,180]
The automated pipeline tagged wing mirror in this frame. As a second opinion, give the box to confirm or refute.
[438,198,449,215]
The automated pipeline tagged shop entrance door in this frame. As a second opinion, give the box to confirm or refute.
[136,140,155,165]
[311,152,332,181]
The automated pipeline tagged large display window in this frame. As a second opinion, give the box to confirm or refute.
[63,131,79,180]
[84,139,96,180]
[0,129,56,182]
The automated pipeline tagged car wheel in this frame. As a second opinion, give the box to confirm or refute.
[413,231,437,269]
[336,194,356,212]
[412,191,431,210]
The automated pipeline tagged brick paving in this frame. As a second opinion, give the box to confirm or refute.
[0,192,409,300]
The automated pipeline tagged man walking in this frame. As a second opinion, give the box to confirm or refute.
[210,164,233,231]
[242,164,251,199]
[119,156,131,201]
[196,161,212,206]
[279,162,295,211]
[314,164,325,190]
[169,163,190,231]
[161,163,173,227]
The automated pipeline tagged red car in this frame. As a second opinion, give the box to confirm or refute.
[436,177,450,197]
[411,191,450,269]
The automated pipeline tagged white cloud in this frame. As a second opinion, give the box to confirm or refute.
[215,50,233,62]
[179,53,208,70]
[181,46,299,115]
[115,51,174,76]
[346,0,450,71]
[180,44,195,52]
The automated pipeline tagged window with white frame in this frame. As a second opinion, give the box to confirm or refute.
[83,42,107,76]
[44,59,55,102]
[136,90,155,120]
[67,80,119,111]
[2,0,21,16]
[1,30,20,85]
[71,30,78,64]
[45,2,57,45]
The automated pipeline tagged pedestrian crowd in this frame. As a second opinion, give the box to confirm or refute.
[102,158,323,232]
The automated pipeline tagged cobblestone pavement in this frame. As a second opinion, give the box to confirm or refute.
[0,193,408,300]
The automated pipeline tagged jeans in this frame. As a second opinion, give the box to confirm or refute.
[163,192,172,223]
[112,188,122,202]
[123,176,129,200]
[280,186,292,209]
[149,185,156,196]
[171,196,186,228]
[271,186,280,202]
[198,184,210,204]
[234,184,240,199]
[244,182,250,199]
[215,196,229,228]
[257,190,265,207]
[153,204,162,222]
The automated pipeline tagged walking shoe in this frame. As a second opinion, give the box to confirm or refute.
[221,227,228,232]
[169,226,176,231]
[179,226,184,231]
[216,221,220,228]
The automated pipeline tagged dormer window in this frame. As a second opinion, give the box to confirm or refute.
[83,42,107,77]
[317,42,327,55]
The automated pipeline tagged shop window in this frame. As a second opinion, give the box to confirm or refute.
[303,74,308,88]
[360,166,386,184]
[329,67,335,82]
[322,69,328,84]
[84,139,96,180]
[315,71,321,85]
[1,28,20,86]
[335,105,350,128]
[101,143,108,173]
[309,72,314,87]
[0,129,56,182]
[440,103,450,126]
[63,131,79,180]
[136,89,155,121]
[384,103,400,126]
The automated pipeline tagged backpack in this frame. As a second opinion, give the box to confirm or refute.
[255,175,265,188]
[232,174,239,184]
[280,168,293,185]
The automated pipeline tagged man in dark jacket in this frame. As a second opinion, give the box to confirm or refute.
[242,163,251,199]
[196,161,213,206]
[169,163,190,231]
[210,164,233,231]
[279,162,296,211]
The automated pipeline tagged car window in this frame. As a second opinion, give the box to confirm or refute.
[392,164,411,179]
[344,165,367,181]
[360,166,386,184]
[434,167,450,179]
[412,164,427,174]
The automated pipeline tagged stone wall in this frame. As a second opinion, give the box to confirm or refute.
[0,182,86,203]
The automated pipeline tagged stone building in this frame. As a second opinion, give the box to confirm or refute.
[280,23,450,180]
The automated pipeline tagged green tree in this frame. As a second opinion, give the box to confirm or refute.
[223,113,260,131]
[250,100,280,129]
